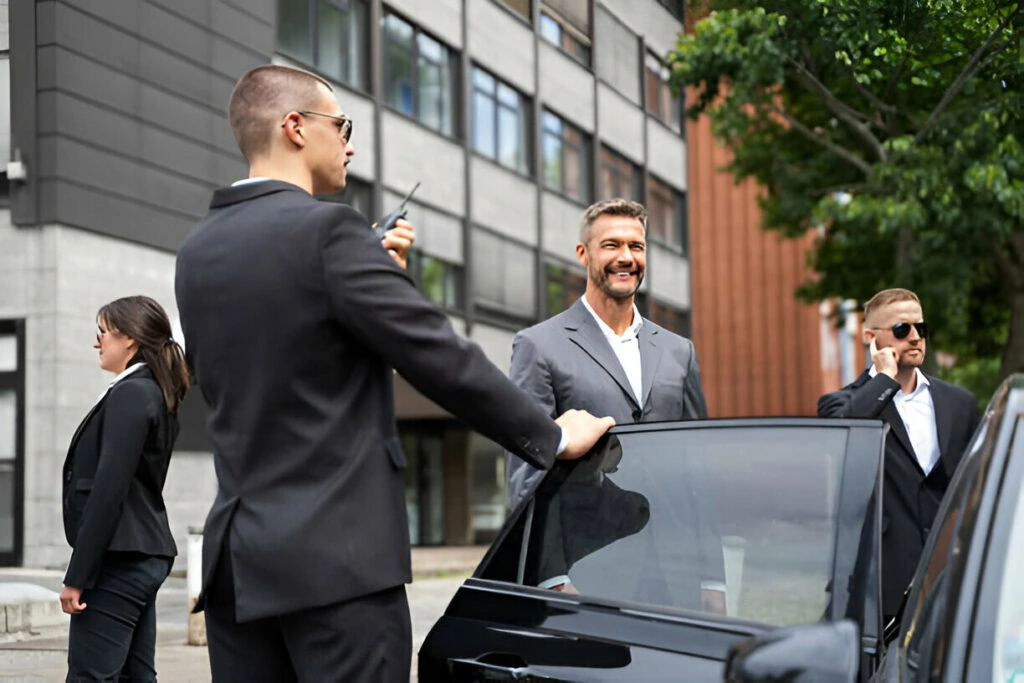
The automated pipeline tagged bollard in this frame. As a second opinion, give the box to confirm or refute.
[721,535,747,618]
[187,526,207,646]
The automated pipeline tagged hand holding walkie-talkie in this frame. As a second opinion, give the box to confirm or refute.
[372,182,421,238]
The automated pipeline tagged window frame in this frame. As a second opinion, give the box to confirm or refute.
[276,0,370,91]
[408,250,466,314]
[471,227,539,328]
[644,51,684,136]
[542,109,592,205]
[645,174,689,254]
[599,145,641,201]
[544,260,587,317]
[382,10,461,138]
[471,65,532,176]
[0,319,25,567]
[538,4,592,68]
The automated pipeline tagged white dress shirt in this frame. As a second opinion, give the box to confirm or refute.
[870,365,941,474]
[581,297,644,405]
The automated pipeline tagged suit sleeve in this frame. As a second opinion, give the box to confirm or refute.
[817,373,900,418]
[683,341,709,419]
[506,333,558,509]
[64,382,155,589]
[319,205,561,470]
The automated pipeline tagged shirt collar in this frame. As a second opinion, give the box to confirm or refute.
[867,365,930,396]
[581,296,643,341]
[110,362,147,387]
[231,177,271,187]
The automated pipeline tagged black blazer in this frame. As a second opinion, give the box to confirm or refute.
[62,364,179,589]
[818,370,979,618]
[175,180,562,622]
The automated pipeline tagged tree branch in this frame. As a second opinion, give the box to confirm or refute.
[843,63,897,116]
[914,8,1018,143]
[771,105,875,175]
[786,57,889,163]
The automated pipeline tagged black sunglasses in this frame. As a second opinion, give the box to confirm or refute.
[876,321,929,340]
[283,110,353,143]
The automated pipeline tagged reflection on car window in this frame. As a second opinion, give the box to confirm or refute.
[485,426,850,627]
[901,418,990,681]
[995,420,1024,683]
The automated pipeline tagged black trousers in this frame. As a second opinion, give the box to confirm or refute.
[66,552,173,683]
[204,547,412,683]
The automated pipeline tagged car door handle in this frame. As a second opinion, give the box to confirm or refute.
[448,653,550,680]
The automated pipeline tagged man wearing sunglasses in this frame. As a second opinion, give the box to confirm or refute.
[175,65,615,682]
[818,288,979,628]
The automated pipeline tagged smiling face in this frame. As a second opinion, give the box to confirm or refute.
[576,214,646,302]
[93,315,137,374]
[864,299,927,370]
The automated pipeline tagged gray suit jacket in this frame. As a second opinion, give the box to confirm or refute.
[507,298,708,507]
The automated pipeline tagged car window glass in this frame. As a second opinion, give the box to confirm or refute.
[482,426,853,627]
[994,419,1024,683]
[900,418,990,681]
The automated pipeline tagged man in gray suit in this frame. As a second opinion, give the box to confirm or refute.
[507,199,722,609]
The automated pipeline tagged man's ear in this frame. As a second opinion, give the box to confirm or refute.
[862,328,874,346]
[281,114,306,149]
[575,243,587,267]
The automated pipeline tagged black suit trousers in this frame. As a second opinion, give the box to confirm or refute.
[66,552,172,683]
[204,543,412,683]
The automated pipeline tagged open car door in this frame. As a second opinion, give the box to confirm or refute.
[419,418,887,682]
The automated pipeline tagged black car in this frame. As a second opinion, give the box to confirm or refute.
[418,374,1024,682]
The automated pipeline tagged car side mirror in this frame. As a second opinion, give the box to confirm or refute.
[724,619,860,683]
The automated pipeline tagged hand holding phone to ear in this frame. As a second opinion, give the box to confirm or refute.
[870,338,899,378]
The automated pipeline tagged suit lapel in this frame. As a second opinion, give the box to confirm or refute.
[638,322,663,410]
[928,378,957,479]
[881,399,921,472]
[63,395,106,471]
[564,301,640,409]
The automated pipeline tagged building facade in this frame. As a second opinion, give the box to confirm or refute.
[0,0,692,568]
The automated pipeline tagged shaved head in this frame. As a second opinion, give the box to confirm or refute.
[228,65,333,161]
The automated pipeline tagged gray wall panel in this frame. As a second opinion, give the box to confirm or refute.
[19,0,270,246]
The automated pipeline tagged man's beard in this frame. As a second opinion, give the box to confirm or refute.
[594,265,644,300]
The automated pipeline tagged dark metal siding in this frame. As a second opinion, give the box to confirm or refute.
[12,0,275,250]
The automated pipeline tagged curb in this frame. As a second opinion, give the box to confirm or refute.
[1,599,69,636]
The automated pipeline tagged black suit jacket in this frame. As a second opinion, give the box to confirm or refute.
[817,370,979,618]
[62,365,179,589]
[175,180,562,622]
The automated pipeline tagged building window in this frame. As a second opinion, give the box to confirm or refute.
[600,145,640,201]
[472,229,537,324]
[383,12,458,137]
[317,175,374,218]
[0,320,25,566]
[647,300,691,337]
[471,67,531,175]
[539,2,591,67]
[646,174,688,253]
[398,424,446,546]
[276,0,369,90]
[409,251,464,311]
[645,52,682,134]
[542,110,592,204]
[545,262,586,316]
[655,0,685,21]
[498,0,532,21]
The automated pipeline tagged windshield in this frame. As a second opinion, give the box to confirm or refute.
[481,423,867,627]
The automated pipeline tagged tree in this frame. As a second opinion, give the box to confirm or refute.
[668,0,1023,390]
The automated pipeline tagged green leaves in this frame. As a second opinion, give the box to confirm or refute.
[670,0,1024,381]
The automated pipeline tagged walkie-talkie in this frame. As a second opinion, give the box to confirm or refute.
[372,182,421,238]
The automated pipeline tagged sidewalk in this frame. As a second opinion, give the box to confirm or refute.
[0,546,486,681]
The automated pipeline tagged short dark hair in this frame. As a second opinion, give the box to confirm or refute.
[228,65,333,161]
[863,288,921,325]
[579,198,647,244]
[98,296,190,414]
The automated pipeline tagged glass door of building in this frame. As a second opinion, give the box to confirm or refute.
[399,422,446,546]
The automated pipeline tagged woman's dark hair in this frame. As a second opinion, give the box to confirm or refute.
[97,295,190,414]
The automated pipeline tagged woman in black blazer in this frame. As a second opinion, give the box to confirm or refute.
[61,295,189,682]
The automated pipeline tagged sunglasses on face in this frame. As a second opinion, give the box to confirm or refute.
[285,110,353,143]
[877,321,929,340]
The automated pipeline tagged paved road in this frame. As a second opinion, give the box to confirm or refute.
[0,569,464,682]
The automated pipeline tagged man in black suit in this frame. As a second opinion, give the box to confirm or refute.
[818,288,979,625]
[174,65,614,682]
